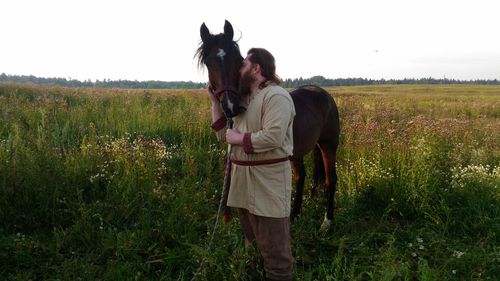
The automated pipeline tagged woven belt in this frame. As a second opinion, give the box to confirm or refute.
[231,157,289,166]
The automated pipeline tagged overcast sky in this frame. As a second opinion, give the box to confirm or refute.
[1,0,499,82]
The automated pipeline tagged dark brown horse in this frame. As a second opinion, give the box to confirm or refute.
[197,20,340,230]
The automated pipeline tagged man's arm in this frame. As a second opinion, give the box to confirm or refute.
[228,91,293,154]
[246,94,293,153]
[208,86,227,140]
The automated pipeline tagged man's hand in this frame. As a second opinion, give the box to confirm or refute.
[207,82,225,127]
[207,83,219,104]
[226,128,243,145]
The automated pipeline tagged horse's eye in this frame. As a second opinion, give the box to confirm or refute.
[206,61,221,70]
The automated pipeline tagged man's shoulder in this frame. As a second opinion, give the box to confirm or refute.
[263,84,291,100]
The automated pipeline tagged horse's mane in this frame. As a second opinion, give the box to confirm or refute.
[195,34,243,69]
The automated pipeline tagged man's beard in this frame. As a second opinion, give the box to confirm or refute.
[238,70,256,97]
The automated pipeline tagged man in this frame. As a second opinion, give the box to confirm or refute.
[208,48,295,281]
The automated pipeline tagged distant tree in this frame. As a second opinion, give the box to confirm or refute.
[309,75,326,86]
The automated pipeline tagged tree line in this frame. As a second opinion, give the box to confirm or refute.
[1,73,499,89]
[0,73,205,89]
[282,75,500,87]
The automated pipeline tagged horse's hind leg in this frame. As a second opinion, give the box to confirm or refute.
[290,157,306,222]
[318,145,338,231]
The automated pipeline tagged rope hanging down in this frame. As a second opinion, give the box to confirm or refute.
[190,117,233,281]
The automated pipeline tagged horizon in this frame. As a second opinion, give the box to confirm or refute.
[0,73,500,85]
[1,0,500,82]
[2,72,500,84]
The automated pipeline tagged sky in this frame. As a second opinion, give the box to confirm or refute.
[1,0,500,82]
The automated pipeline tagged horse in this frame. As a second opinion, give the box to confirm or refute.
[196,20,340,230]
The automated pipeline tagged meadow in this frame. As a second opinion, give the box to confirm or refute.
[0,83,498,280]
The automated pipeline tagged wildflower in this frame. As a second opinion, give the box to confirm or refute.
[417,237,423,243]
[452,250,464,258]
[452,270,457,274]
[451,164,499,189]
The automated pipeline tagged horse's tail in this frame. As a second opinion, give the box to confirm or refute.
[312,145,325,189]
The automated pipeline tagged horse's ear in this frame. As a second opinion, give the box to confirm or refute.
[200,23,210,44]
[224,20,234,40]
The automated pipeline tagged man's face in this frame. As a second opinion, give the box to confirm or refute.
[239,55,256,97]
[240,55,254,77]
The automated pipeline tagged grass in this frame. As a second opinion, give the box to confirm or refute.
[0,83,499,280]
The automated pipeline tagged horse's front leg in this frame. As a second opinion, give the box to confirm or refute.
[311,146,325,197]
[290,158,305,222]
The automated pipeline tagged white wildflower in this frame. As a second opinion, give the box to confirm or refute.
[451,164,499,189]
[452,250,464,258]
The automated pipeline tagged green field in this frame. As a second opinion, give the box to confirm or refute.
[0,83,499,280]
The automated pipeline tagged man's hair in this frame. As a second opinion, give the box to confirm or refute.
[247,48,281,87]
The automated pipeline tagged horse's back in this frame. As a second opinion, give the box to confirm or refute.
[291,85,338,112]
[289,85,340,157]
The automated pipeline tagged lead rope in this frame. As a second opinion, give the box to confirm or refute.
[190,117,233,281]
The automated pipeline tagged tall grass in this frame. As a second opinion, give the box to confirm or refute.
[0,83,498,280]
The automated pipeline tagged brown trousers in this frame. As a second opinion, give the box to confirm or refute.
[237,208,294,281]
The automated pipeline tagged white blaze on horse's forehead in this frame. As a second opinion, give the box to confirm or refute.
[217,48,226,60]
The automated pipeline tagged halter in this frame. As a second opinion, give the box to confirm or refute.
[213,86,239,100]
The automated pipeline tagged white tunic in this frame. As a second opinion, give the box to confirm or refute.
[214,84,296,217]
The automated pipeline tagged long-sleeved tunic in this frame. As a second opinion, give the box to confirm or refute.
[212,84,296,218]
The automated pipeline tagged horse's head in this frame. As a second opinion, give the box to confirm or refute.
[196,20,246,118]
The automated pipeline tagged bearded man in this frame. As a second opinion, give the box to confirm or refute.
[208,48,296,281]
